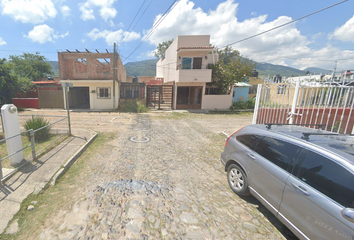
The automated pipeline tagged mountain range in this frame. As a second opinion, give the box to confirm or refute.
[47,59,331,78]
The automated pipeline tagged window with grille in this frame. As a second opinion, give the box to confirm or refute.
[97,87,111,98]
[120,84,145,99]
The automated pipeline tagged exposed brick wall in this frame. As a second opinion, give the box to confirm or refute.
[58,52,126,81]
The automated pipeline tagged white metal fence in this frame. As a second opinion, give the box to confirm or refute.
[253,82,354,134]
[0,115,69,181]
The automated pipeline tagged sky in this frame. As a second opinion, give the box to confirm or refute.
[0,0,354,72]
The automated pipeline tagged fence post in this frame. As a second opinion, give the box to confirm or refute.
[30,129,36,160]
[0,152,3,181]
[158,86,161,109]
[252,84,262,124]
[289,81,301,124]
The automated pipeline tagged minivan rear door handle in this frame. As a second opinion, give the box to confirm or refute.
[341,208,354,223]
[291,183,310,196]
[247,153,255,160]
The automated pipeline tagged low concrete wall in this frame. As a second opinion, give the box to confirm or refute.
[202,95,232,110]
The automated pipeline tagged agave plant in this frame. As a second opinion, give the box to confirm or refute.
[24,116,51,142]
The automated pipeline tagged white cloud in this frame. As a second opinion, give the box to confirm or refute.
[87,28,140,45]
[61,5,70,17]
[332,15,354,42]
[54,31,69,39]
[79,0,117,22]
[0,36,6,45]
[25,24,69,43]
[292,46,354,71]
[145,0,354,70]
[0,0,57,24]
[138,50,156,59]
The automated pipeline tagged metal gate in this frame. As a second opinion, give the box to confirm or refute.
[146,85,174,109]
[253,82,354,134]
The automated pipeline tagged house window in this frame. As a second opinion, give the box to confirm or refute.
[181,58,192,69]
[97,87,111,98]
[181,57,203,70]
[120,84,145,99]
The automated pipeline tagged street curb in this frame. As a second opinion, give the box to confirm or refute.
[50,130,97,186]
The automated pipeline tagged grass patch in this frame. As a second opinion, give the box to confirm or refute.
[120,99,149,113]
[0,132,116,240]
[0,134,68,168]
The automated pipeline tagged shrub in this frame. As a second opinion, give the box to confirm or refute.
[230,98,255,110]
[136,101,149,113]
[24,116,51,142]
[120,100,149,113]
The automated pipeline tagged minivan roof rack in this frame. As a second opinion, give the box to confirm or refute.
[301,132,339,141]
[265,123,325,130]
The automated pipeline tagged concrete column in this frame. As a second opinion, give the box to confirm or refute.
[1,104,24,166]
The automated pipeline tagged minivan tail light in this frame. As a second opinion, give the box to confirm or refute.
[225,127,245,147]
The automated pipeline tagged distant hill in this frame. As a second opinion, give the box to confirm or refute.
[302,67,332,75]
[47,61,59,77]
[47,58,330,79]
[255,62,305,77]
[124,58,159,76]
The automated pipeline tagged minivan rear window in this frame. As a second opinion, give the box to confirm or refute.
[253,137,301,172]
[236,135,260,149]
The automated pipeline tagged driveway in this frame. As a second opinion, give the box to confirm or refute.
[17,110,295,239]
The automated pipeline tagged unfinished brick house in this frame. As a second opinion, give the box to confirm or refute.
[58,50,126,110]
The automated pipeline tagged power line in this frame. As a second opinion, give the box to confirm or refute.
[221,0,348,48]
[122,0,179,63]
[126,0,148,32]
[118,0,153,47]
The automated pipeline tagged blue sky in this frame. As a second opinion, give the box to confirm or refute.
[0,0,354,71]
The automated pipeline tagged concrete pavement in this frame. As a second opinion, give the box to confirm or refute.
[0,128,97,235]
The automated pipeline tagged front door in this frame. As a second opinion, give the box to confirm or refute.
[176,86,202,109]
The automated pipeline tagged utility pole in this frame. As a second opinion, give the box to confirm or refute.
[113,42,116,110]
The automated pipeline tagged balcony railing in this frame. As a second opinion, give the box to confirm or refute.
[176,63,214,70]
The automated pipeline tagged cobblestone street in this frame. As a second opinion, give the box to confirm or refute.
[24,111,294,239]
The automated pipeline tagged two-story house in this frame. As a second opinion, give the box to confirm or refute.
[58,50,126,110]
[156,35,233,110]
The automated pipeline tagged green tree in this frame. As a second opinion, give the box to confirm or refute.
[154,39,173,59]
[8,52,53,91]
[0,58,19,105]
[211,46,255,93]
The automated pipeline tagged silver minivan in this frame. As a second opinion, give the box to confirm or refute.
[220,124,354,240]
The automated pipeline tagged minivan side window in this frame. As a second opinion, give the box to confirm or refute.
[253,137,301,172]
[296,151,354,208]
[236,135,260,149]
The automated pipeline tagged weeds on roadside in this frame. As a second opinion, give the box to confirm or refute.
[120,100,149,113]
[23,116,51,143]
[230,99,255,110]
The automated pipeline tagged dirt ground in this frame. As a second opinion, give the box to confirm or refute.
[3,110,297,240]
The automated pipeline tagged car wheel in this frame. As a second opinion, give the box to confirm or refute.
[227,164,250,196]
